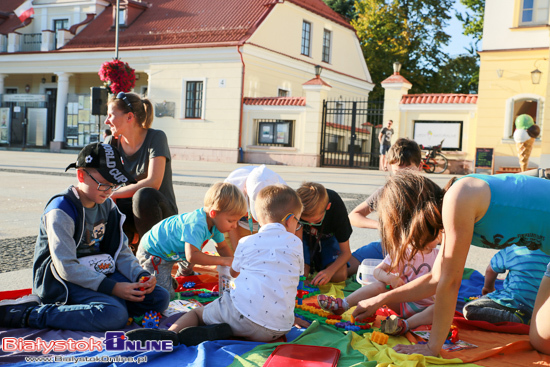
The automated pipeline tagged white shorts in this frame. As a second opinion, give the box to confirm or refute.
[202,293,287,342]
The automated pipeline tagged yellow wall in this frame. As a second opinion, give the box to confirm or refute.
[247,2,370,83]
[476,48,549,167]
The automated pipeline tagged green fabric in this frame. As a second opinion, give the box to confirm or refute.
[462,268,476,281]
[229,321,376,367]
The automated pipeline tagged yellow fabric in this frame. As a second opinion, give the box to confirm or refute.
[350,332,479,367]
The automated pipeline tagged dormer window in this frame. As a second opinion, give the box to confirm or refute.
[112,6,128,27]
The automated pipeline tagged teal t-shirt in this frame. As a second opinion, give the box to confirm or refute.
[464,174,550,255]
[140,208,224,261]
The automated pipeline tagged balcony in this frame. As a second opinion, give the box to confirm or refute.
[20,33,42,52]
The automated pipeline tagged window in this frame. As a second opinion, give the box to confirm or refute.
[257,120,294,147]
[520,0,549,25]
[301,21,311,56]
[185,81,204,119]
[118,9,128,26]
[53,19,68,49]
[278,88,289,97]
[504,95,542,139]
[5,88,18,94]
[322,29,332,63]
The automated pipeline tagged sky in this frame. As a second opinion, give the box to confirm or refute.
[442,1,478,57]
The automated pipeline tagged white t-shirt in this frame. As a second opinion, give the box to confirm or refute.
[231,223,304,331]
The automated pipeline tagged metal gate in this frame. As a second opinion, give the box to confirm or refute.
[320,99,384,169]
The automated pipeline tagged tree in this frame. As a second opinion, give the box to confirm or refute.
[431,54,479,94]
[322,0,357,21]
[352,0,454,100]
[456,0,484,47]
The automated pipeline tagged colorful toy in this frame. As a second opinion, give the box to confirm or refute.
[370,330,389,345]
[182,281,196,289]
[445,325,459,344]
[139,276,149,291]
[142,311,160,329]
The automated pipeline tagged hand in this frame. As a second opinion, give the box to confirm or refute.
[311,269,334,286]
[222,256,234,267]
[352,297,381,321]
[393,343,440,357]
[389,275,405,289]
[139,275,157,294]
[293,316,311,329]
[112,282,147,302]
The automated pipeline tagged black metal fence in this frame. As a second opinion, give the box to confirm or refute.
[320,99,384,169]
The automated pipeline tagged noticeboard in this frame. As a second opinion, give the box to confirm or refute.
[474,147,494,174]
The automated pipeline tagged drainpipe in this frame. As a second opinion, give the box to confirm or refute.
[237,45,245,163]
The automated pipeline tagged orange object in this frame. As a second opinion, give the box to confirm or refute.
[370,330,389,345]
[350,315,355,324]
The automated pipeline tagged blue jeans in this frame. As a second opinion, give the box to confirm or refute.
[351,241,384,262]
[28,271,170,331]
[303,235,340,271]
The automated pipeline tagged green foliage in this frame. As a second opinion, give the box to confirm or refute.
[323,0,357,20]
[430,54,479,94]
[456,0,485,45]
[353,0,454,99]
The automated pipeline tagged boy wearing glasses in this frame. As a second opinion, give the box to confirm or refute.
[0,143,170,331]
[127,184,304,346]
[296,182,352,286]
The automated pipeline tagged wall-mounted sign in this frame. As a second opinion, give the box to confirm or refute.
[2,94,47,103]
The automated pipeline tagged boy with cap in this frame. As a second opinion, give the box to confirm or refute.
[0,143,170,331]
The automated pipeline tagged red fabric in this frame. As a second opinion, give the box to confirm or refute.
[0,288,32,301]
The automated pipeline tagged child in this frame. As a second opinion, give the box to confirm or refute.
[296,182,352,285]
[463,245,550,324]
[318,236,440,335]
[136,182,247,299]
[127,184,304,346]
[0,143,170,331]
[348,138,422,276]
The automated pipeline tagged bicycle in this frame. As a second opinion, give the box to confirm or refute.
[420,139,448,174]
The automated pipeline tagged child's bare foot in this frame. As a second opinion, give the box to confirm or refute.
[317,295,348,316]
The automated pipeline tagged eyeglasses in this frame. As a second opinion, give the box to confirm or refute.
[282,213,302,231]
[298,210,326,227]
[84,169,121,192]
[116,92,133,112]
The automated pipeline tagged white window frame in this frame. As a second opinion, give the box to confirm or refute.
[301,20,312,57]
[180,78,206,120]
[502,93,544,141]
[277,88,290,97]
[520,0,550,26]
[322,29,332,63]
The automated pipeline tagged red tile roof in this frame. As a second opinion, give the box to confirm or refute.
[381,73,412,85]
[303,76,332,87]
[244,97,306,106]
[60,0,352,51]
[401,94,478,104]
[0,0,28,34]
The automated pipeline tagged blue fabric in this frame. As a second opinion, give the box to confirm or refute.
[487,245,549,310]
[351,241,384,262]
[456,269,504,313]
[303,235,340,268]
[28,271,170,332]
[141,208,224,262]
[464,174,550,255]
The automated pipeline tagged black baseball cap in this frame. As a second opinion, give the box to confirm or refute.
[65,143,137,185]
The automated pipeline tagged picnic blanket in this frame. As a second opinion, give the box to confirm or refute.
[1,270,549,366]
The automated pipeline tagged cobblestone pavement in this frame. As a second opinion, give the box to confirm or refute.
[0,195,368,274]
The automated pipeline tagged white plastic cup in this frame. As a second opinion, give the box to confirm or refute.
[356,259,381,286]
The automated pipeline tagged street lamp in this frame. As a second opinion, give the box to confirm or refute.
[315,64,322,78]
[531,68,542,84]
[393,61,402,75]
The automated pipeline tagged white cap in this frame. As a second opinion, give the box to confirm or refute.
[246,165,286,221]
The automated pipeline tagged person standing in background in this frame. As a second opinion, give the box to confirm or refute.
[378,120,394,171]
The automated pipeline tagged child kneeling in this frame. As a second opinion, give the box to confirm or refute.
[318,236,440,336]
[127,184,304,346]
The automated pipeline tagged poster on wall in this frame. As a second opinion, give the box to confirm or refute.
[413,121,462,150]
[0,108,10,144]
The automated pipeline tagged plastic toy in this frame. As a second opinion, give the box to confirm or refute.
[142,311,160,328]
[445,325,459,344]
[296,276,306,305]
[139,276,149,291]
[182,281,196,289]
[370,330,389,345]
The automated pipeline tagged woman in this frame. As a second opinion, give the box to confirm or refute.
[352,171,550,356]
[105,92,178,250]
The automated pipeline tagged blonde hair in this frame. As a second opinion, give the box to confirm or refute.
[296,182,329,217]
[108,92,154,129]
[255,184,303,223]
[386,138,421,167]
[204,182,247,216]
[378,171,449,271]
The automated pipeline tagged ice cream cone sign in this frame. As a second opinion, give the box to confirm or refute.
[513,114,540,172]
